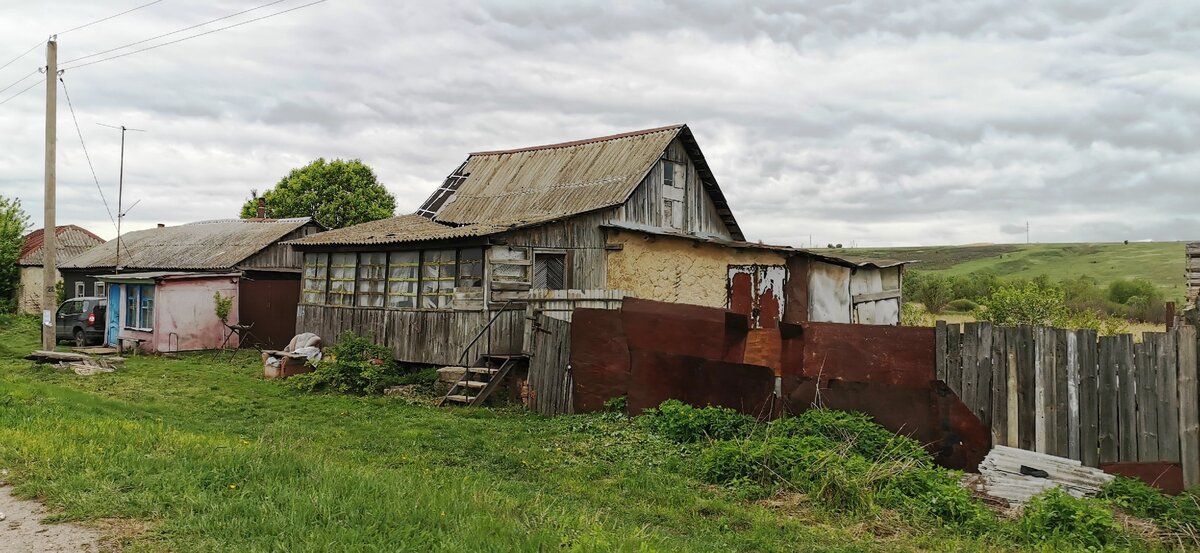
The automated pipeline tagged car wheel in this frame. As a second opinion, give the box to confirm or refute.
[74,329,86,347]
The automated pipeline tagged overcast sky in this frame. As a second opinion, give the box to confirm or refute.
[1,1,1197,247]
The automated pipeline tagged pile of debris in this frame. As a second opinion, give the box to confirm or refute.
[24,350,124,376]
[966,445,1115,506]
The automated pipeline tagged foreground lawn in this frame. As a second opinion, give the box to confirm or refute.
[0,316,1024,551]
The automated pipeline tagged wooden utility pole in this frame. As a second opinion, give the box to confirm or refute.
[41,38,57,350]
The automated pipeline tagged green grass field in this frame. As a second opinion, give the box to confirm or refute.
[839,242,1188,301]
[0,316,1014,552]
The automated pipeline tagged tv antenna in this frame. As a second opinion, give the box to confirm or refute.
[97,123,146,273]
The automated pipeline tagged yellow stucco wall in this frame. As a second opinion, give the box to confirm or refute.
[605,230,787,308]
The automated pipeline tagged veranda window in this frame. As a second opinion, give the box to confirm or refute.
[328,252,356,306]
[421,249,456,308]
[457,247,483,288]
[302,253,329,304]
[356,252,387,308]
[386,251,419,308]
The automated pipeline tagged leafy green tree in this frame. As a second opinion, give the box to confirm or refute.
[905,272,955,314]
[973,281,1067,327]
[1107,278,1160,305]
[0,196,30,313]
[240,158,396,229]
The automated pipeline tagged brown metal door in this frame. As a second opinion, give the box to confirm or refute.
[238,274,301,350]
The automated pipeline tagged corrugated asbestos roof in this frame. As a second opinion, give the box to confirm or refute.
[428,125,745,240]
[287,214,513,246]
[62,218,312,270]
[18,225,105,266]
[602,223,910,269]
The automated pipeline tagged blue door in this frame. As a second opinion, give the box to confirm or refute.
[106,284,120,347]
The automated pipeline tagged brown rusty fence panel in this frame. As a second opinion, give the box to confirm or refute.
[936,324,1200,487]
[527,313,573,416]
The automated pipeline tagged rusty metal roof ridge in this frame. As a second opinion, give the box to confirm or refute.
[468,124,684,156]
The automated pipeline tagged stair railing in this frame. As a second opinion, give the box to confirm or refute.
[458,300,515,366]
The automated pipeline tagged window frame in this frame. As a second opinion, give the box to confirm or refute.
[93,281,106,298]
[74,281,85,298]
[302,253,330,305]
[305,246,488,311]
[533,250,569,291]
[123,284,155,331]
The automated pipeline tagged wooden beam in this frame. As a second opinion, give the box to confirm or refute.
[851,289,901,304]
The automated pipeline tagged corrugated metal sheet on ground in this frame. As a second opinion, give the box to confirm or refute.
[62,218,312,270]
[18,225,105,266]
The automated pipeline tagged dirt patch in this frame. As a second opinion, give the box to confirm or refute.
[0,485,102,552]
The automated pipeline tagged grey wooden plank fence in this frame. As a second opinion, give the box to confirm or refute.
[936,322,1200,487]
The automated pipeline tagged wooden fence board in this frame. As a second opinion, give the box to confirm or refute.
[962,323,979,418]
[1118,335,1139,462]
[1018,326,1036,451]
[990,326,1008,446]
[1005,327,1019,447]
[1078,329,1100,468]
[1054,328,1069,458]
[1176,326,1199,488]
[935,321,948,383]
[1098,336,1120,463]
[977,322,995,436]
[947,324,962,398]
[1159,331,1181,463]
[1135,340,1158,461]
[1066,330,1080,461]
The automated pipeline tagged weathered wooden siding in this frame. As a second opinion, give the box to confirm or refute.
[498,211,609,289]
[240,223,321,271]
[849,266,901,325]
[527,314,573,415]
[296,304,524,365]
[609,138,733,240]
[1188,242,1199,307]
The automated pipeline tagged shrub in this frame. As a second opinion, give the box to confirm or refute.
[906,272,955,314]
[639,400,755,443]
[946,299,979,313]
[603,395,628,414]
[949,272,1000,302]
[973,281,1068,327]
[392,366,439,387]
[698,435,837,487]
[899,302,928,327]
[1018,488,1122,548]
[768,409,931,465]
[288,332,397,395]
[1108,279,1159,305]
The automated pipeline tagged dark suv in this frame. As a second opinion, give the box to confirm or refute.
[55,297,107,346]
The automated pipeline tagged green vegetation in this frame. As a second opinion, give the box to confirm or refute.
[240,158,396,229]
[0,316,1192,551]
[0,195,30,313]
[287,332,400,395]
[844,242,1187,303]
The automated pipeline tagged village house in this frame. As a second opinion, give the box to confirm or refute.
[288,125,907,373]
[59,217,323,352]
[16,225,106,315]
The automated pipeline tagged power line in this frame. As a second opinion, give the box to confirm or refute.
[0,41,42,74]
[62,0,290,66]
[61,0,330,71]
[0,78,42,107]
[0,69,38,96]
[59,76,118,231]
[57,0,166,36]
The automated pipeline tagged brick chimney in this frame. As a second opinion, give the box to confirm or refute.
[256,198,266,219]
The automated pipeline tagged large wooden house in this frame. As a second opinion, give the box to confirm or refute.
[290,125,907,371]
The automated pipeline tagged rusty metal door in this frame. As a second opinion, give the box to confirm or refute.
[727,265,786,329]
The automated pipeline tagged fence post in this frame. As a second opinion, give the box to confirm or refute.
[1177,325,1199,488]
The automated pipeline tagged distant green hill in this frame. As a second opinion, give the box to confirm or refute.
[834,242,1189,302]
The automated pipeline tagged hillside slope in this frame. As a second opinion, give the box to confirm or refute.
[839,242,1188,300]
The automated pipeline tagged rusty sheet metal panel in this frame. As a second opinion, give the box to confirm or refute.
[782,322,989,471]
[786,379,989,471]
[239,274,301,350]
[808,261,851,323]
[1101,462,1185,495]
[628,350,775,417]
[727,264,786,329]
[621,297,747,363]
[570,308,631,413]
[790,322,937,385]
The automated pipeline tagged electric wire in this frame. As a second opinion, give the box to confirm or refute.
[61,0,290,66]
[61,0,329,71]
[0,69,38,95]
[59,76,119,231]
[56,0,166,36]
[0,78,42,106]
[0,41,42,74]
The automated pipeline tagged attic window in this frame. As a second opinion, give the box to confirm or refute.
[533,252,567,290]
[416,162,469,218]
